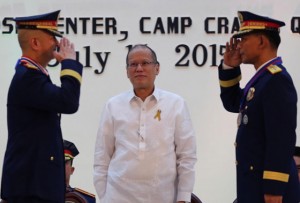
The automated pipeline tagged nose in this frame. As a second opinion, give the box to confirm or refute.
[135,63,144,71]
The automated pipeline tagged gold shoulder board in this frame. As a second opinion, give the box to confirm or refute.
[267,65,282,74]
[74,187,96,198]
[23,63,39,70]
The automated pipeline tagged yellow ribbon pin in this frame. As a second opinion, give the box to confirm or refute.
[154,109,161,121]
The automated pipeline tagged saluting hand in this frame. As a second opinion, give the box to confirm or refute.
[53,37,76,62]
[223,37,242,68]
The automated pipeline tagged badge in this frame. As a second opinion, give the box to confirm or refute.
[243,114,248,125]
[246,87,255,101]
[154,109,161,121]
[237,113,242,127]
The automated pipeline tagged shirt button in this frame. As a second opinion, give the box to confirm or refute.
[235,161,238,165]
[50,156,54,161]
[250,166,254,170]
[234,142,237,147]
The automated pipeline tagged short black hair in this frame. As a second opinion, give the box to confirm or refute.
[252,30,281,49]
[126,44,159,66]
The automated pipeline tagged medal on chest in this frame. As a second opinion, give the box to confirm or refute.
[237,113,242,127]
[238,87,255,127]
[246,87,255,101]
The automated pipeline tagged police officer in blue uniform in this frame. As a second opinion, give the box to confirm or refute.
[1,10,83,203]
[218,11,299,203]
[64,140,96,203]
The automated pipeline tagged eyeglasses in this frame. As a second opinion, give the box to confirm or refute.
[127,61,157,69]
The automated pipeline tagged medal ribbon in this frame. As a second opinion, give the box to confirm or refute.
[19,56,49,76]
[239,57,282,110]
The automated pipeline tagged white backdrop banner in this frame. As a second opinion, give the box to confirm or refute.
[0,0,300,202]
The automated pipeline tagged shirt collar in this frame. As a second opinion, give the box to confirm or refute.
[128,87,160,103]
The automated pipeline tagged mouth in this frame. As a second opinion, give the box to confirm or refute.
[135,74,146,78]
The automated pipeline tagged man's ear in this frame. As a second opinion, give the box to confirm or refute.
[156,64,160,75]
[30,37,40,51]
[126,67,130,78]
[259,34,269,48]
[71,167,75,175]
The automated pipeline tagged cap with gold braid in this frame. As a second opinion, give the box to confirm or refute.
[233,11,285,38]
[64,140,79,162]
[14,10,62,37]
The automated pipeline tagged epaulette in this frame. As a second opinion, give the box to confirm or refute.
[20,61,39,70]
[74,187,96,198]
[267,65,282,74]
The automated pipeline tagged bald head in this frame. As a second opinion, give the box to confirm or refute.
[126,44,159,66]
[17,29,43,52]
[17,29,58,67]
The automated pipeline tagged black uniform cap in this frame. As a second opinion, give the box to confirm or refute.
[233,11,285,38]
[64,140,79,161]
[14,10,62,37]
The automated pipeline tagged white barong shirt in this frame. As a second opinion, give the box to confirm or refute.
[94,88,197,203]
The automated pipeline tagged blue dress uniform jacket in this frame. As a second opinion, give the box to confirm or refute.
[218,57,300,203]
[1,58,83,203]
